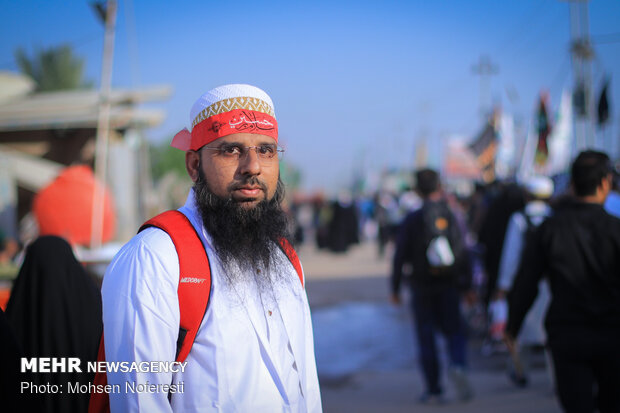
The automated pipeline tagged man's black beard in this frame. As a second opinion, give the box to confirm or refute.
[193,171,292,282]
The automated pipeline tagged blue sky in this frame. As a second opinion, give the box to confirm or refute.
[2,0,619,192]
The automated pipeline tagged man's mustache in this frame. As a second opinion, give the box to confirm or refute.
[227,177,268,193]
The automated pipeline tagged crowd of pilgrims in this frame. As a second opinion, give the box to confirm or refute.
[291,172,618,350]
[294,176,557,266]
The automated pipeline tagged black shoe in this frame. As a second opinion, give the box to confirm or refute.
[508,370,528,388]
[449,367,474,401]
[418,391,447,405]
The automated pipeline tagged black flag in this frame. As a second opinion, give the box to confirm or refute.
[91,2,107,24]
[597,79,610,126]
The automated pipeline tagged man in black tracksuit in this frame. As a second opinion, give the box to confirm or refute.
[506,150,620,413]
[391,169,473,403]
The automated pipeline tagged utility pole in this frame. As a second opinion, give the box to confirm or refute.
[414,101,431,169]
[91,0,117,249]
[563,0,595,151]
[472,55,499,121]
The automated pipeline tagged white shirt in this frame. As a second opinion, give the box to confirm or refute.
[497,200,551,345]
[101,190,322,412]
[497,201,551,291]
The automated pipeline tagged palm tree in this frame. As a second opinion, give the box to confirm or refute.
[15,45,92,92]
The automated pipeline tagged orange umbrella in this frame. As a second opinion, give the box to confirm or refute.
[33,165,116,246]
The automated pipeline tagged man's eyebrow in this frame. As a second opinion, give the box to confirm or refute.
[219,141,276,147]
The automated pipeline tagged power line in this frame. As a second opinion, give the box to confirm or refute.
[512,7,566,61]
[123,0,142,87]
[491,0,553,57]
[472,55,499,119]
[591,32,620,44]
[549,52,572,97]
[431,2,555,116]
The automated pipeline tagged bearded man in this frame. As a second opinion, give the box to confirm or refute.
[99,84,322,412]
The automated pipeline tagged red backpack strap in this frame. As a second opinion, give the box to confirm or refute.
[140,210,212,363]
[88,335,109,413]
[278,238,304,287]
[89,210,212,412]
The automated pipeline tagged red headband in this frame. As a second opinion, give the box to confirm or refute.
[172,109,278,151]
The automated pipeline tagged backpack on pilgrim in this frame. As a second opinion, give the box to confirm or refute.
[88,210,303,413]
[421,201,461,276]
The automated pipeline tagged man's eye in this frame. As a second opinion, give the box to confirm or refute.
[221,146,241,155]
[258,145,275,155]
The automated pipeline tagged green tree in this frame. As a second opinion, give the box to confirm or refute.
[279,160,302,192]
[150,140,187,181]
[15,44,92,91]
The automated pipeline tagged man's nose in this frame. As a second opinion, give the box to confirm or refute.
[237,147,262,175]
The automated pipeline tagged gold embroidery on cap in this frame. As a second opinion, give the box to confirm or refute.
[192,97,275,127]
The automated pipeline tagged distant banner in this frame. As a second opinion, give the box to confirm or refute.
[469,121,498,182]
[535,93,552,167]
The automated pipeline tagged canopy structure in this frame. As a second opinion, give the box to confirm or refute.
[0,71,171,242]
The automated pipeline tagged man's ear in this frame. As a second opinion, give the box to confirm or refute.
[185,150,201,182]
[600,173,612,195]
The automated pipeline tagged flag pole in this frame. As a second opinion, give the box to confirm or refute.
[91,0,117,249]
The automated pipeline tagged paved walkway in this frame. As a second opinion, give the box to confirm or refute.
[320,369,559,413]
[299,242,562,413]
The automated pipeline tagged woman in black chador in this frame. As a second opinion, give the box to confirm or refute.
[5,236,102,413]
[327,199,359,253]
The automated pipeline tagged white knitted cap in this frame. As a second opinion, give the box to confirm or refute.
[189,84,275,130]
[525,176,554,198]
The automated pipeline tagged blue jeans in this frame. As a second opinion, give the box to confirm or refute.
[411,286,467,394]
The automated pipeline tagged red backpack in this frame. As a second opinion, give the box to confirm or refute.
[89,210,303,413]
